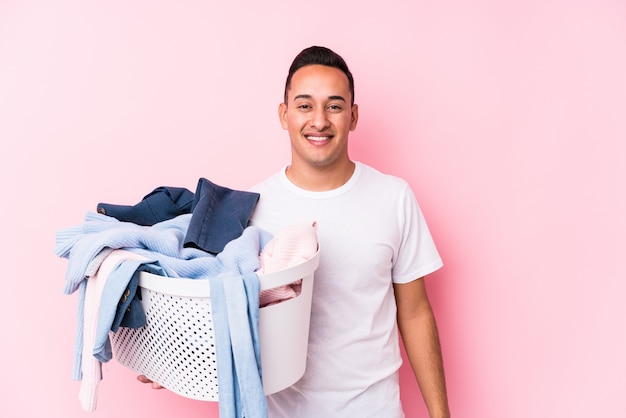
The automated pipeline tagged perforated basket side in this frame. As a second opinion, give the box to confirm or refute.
[111,250,319,401]
[110,286,220,401]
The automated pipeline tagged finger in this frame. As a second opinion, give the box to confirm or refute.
[136,374,152,384]
[137,374,165,389]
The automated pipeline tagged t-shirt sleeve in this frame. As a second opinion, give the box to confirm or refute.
[391,184,443,284]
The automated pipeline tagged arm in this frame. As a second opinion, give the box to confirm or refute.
[394,277,450,418]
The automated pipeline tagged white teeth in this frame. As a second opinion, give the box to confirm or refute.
[306,136,330,141]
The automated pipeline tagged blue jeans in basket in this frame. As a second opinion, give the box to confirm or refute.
[184,177,260,255]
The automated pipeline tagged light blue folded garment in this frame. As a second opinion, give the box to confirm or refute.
[59,211,272,417]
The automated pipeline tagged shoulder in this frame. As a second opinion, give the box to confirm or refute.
[356,162,411,193]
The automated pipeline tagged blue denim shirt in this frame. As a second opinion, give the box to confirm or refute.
[96,178,260,255]
[93,258,165,363]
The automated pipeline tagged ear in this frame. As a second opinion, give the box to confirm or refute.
[278,102,288,130]
[349,103,359,131]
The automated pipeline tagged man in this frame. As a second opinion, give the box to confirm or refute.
[141,46,450,417]
[247,46,450,417]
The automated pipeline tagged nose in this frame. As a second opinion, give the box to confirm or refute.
[309,108,330,130]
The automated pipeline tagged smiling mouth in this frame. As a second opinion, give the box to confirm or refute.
[305,135,332,142]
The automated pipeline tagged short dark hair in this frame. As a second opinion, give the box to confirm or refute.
[284,46,355,105]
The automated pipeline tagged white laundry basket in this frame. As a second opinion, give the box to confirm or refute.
[110,250,318,401]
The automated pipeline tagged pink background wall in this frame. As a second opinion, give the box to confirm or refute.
[1,1,624,417]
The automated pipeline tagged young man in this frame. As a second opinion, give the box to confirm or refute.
[247,46,450,417]
[140,46,450,417]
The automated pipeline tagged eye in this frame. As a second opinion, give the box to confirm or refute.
[297,104,312,111]
[327,104,343,112]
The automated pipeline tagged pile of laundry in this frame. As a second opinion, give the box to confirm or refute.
[55,178,317,418]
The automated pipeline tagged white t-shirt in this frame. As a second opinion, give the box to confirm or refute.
[249,162,443,418]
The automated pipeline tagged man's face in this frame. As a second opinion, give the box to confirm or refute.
[279,64,358,172]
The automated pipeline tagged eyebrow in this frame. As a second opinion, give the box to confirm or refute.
[293,94,346,102]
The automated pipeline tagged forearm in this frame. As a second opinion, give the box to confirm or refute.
[398,307,450,418]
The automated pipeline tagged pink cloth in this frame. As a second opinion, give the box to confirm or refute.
[258,220,318,307]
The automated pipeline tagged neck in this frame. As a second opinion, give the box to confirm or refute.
[286,160,356,191]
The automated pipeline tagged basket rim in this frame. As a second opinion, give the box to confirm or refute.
[137,248,319,298]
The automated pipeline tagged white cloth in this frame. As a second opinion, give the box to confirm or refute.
[249,162,443,417]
